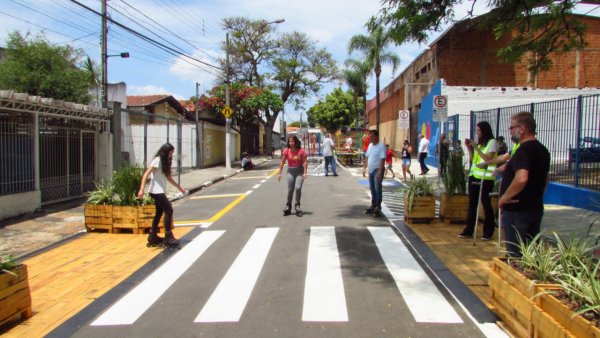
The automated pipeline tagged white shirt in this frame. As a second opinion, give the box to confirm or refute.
[345,137,352,149]
[366,142,386,173]
[418,138,430,153]
[322,137,335,156]
[148,157,168,194]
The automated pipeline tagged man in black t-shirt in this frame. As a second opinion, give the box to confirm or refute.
[499,112,550,257]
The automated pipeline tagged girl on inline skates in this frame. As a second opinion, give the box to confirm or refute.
[277,135,308,216]
[138,143,188,248]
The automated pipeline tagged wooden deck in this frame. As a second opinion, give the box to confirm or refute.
[1,222,502,337]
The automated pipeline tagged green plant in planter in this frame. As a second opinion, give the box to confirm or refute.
[552,232,597,277]
[401,177,434,211]
[557,257,600,317]
[0,245,18,276]
[511,233,559,283]
[441,150,467,195]
[86,180,114,205]
[112,165,144,206]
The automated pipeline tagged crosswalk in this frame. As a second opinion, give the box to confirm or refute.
[91,226,462,327]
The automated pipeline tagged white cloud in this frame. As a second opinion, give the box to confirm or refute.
[128,84,183,100]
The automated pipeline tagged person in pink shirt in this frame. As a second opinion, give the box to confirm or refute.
[277,135,308,216]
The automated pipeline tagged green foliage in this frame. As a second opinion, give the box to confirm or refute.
[85,165,148,206]
[515,233,559,283]
[288,121,308,128]
[86,181,114,205]
[112,165,144,206]
[0,31,93,103]
[557,258,600,317]
[441,150,467,195]
[0,245,18,276]
[376,0,588,76]
[307,88,358,132]
[400,177,434,211]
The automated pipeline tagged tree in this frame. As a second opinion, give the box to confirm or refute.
[222,18,338,155]
[82,56,101,104]
[0,31,93,103]
[343,58,372,129]
[288,121,308,128]
[377,0,593,74]
[348,21,400,132]
[306,88,357,133]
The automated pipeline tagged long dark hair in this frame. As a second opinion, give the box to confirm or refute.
[287,135,301,150]
[476,121,494,147]
[155,143,174,177]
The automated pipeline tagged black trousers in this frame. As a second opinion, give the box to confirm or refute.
[418,152,428,173]
[462,176,495,238]
[150,193,173,233]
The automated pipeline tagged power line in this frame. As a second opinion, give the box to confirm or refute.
[68,0,222,73]
[9,0,97,36]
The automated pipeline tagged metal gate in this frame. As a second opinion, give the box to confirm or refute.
[39,119,96,203]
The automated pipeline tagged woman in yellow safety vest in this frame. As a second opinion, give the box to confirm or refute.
[459,121,498,240]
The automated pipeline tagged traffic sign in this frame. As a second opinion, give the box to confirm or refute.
[221,106,233,118]
[432,95,448,122]
[398,110,410,129]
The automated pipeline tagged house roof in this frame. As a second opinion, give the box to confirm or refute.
[127,95,186,114]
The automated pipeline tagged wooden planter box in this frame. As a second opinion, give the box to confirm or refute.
[0,264,32,327]
[137,205,164,232]
[532,286,600,338]
[112,206,139,233]
[488,257,559,338]
[84,204,113,232]
[439,194,468,222]
[404,195,436,222]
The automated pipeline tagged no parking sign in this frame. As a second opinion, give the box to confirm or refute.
[432,95,448,122]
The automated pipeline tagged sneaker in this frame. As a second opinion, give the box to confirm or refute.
[365,206,374,215]
[458,233,471,239]
[481,236,493,241]
[372,207,382,217]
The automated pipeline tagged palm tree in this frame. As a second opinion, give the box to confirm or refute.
[344,58,372,129]
[82,57,101,104]
[348,20,400,132]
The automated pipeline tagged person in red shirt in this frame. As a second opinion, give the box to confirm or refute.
[384,144,396,179]
[360,132,370,164]
[277,135,308,216]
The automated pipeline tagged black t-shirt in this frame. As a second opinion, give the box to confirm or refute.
[500,140,550,212]
[402,146,410,159]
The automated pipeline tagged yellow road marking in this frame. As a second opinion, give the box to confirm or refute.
[190,193,245,199]
[207,193,248,222]
[176,192,248,225]
[268,169,278,177]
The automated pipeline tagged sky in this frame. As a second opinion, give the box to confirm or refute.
[1,0,598,123]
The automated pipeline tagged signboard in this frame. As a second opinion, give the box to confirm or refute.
[398,110,410,129]
[221,105,233,118]
[432,95,448,122]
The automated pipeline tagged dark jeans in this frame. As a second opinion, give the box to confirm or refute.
[324,156,337,175]
[418,152,429,173]
[368,168,383,208]
[461,176,495,238]
[502,209,543,257]
[150,193,173,233]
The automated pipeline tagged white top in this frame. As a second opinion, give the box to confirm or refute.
[322,137,335,156]
[481,139,498,153]
[418,138,430,153]
[366,142,386,173]
[241,157,251,167]
[148,157,168,194]
[345,137,353,149]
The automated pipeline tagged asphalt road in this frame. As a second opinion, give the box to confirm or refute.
[49,159,497,338]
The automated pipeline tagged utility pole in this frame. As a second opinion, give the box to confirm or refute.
[101,0,107,106]
[195,82,202,168]
[225,32,232,169]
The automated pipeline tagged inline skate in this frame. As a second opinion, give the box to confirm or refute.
[146,229,163,247]
[162,231,181,249]
[295,203,302,217]
[283,203,292,216]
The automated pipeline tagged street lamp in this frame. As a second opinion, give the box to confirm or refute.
[101,52,129,105]
[224,18,284,168]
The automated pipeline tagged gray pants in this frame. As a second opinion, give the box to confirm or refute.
[286,166,304,206]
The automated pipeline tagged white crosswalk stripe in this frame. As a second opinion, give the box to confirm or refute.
[90,226,462,326]
[382,191,440,218]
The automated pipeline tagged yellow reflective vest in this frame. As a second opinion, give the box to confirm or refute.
[469,140,497,180]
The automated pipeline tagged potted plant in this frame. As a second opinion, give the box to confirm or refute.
[0,248,32,327]
[84,165,159,234]
[439,150,469,222]
[402,177,435,222]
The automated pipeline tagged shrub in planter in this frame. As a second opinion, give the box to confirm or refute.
[440,151,468,222]
[0,248,32,327]
[401,178,435,221]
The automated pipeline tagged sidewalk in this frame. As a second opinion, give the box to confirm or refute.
[0,156,272,259]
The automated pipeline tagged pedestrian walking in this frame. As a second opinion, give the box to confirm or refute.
[401,140,414,181]
[459,121,498,241]
[436,133,450,175]
[138,143,188,248]
[499,112,550,257]
[277,135,308,216]
[384,144,396,179]
[363,130,386,217]
[322,133,338,176]
[418,134,430,175]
